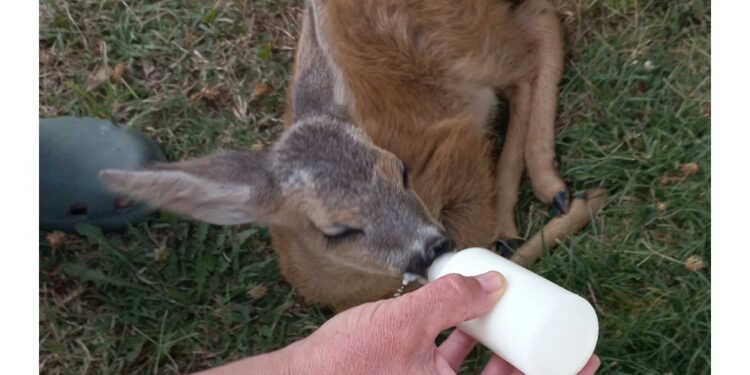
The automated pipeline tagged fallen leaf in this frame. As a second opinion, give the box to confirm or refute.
[618,196,638,205]
[190,84,233,110]
[142,59,161,84]
[112,63,127,82]
[40,48,53,66]
[656,202,668,212]
[183,26,200,46]
[684,256,706,271]
[660,175,680,185]
[45,267,74,296]
[253,83,271,97]
[200,85,222,101]
[680,162,699,177]
[652,230,675,244]
[84,64,112,92]
[46,231,68,249]
[247,285,268,300]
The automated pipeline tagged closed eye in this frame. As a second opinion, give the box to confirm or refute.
[322,226,364,242]
[401,161,410,189]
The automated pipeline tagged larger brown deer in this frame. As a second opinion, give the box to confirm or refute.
[101,0,606,311]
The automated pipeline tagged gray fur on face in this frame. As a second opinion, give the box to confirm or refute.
[273,118,375,199]
[269,116,443,270]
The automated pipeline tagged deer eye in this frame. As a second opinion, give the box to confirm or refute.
[322,225,364,242]
[401,161,410,189]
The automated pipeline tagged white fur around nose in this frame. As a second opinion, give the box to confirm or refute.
[410,225,442,254]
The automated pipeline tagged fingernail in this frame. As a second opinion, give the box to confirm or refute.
[476,271,505,293]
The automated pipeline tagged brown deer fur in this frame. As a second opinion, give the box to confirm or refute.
[101,0,606,311]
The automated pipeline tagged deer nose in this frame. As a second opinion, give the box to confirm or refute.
[405,235,454,277]
[425,235,453,261]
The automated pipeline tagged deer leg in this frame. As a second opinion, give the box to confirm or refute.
[525,5,569,215]
[494,83,531,250]
[511,188,607,267]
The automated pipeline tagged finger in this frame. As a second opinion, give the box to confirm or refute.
[403,272,506,335]
[479,354,600,375]
[479,355,516,375]
[577,355,601,375]
[437,329,477,372]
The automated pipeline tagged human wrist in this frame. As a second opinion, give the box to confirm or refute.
[192,337,316,375]
[268,337,318,375]
[250,338,315,375]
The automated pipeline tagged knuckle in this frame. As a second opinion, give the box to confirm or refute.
[439,273,470,295]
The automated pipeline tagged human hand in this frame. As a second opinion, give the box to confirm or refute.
[291,272,600,374]
[196,272,599,375]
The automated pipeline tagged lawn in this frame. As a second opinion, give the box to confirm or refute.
[39,0,710,374]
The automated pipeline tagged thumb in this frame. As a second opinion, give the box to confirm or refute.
[404,272,506,336]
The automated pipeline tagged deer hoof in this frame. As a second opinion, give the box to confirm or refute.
[494,238,522,259]
[551,188,571,216]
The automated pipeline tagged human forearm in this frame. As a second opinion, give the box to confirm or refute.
[192,340,311,375]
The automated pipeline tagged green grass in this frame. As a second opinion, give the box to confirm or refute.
[39,0,710,373]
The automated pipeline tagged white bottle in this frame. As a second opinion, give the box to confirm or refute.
[427,247,598,375]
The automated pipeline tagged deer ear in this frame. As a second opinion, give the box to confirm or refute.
[99,151,280,225]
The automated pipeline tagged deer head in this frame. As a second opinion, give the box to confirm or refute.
[100,115,452,280]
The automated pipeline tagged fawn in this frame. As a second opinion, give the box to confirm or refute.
[101,0,606,310]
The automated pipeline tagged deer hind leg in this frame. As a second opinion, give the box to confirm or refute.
[523,2,569,214]
[494,82,531,249]
[511,188,608,267]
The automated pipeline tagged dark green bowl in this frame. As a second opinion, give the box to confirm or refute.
[40,117,166,233]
